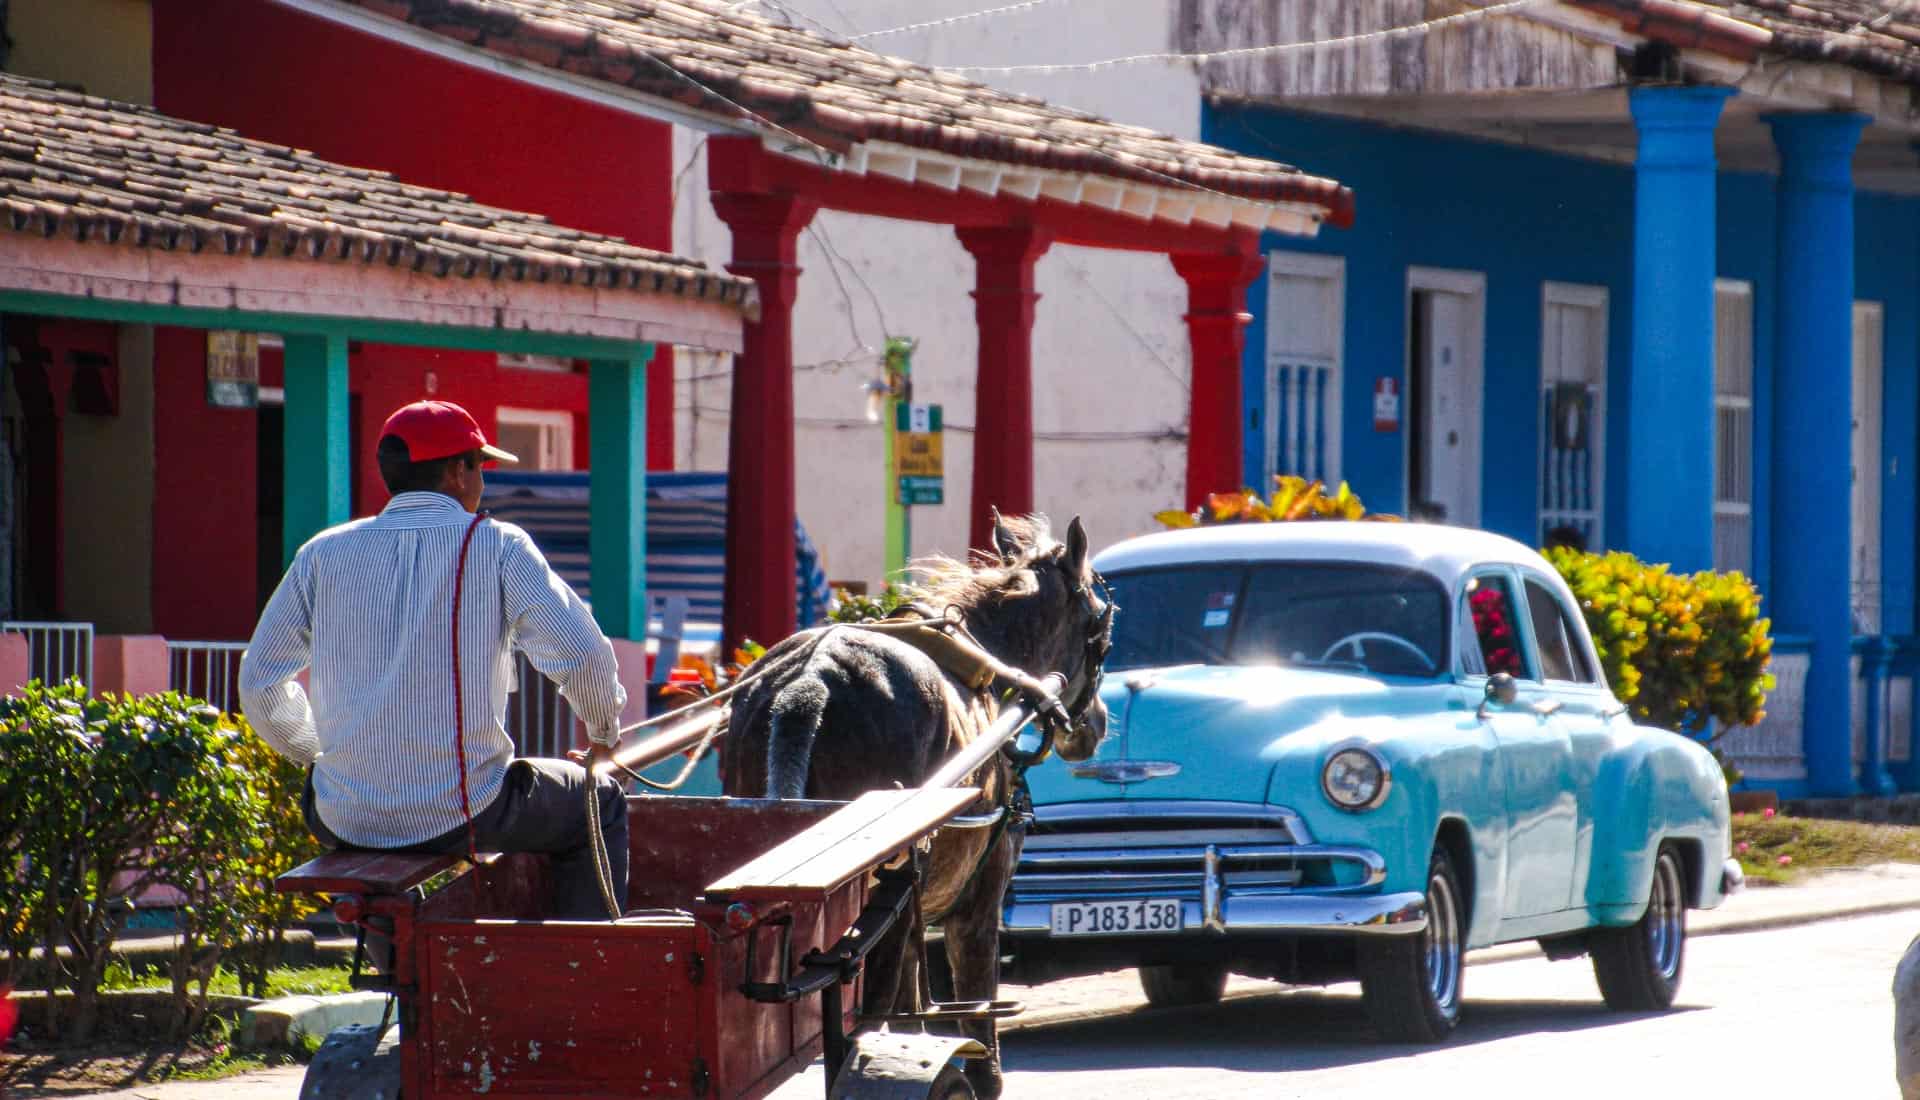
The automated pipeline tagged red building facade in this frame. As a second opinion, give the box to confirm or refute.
[137,0,678,639]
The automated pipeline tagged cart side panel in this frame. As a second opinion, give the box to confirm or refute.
[419,919,704,1098]
[706,874,869,1100]
[419,853,553,921]
[624,796,846,911]
[699,907,794,1100]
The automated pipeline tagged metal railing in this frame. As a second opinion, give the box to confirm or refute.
[1717,643,1810,783]
[503,597,694,759]
[167,641,248,714]
[2,621,94,690]
[506,651,577,758]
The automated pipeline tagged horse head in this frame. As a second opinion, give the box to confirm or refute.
[982,511,1111,763]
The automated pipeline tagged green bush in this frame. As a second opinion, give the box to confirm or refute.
[0,685,321,1040]
[828,582,911,623]
[222,720,322,1001]
[1544,547,1774,757]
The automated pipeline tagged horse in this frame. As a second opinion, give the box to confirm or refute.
[720,512,1111,1099]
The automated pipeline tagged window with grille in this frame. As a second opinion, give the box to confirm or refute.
[1538,283,1607,548]
[1712,280,1754,575]
[1263,252,1344,488]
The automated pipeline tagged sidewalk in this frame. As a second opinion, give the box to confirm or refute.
[40,864,1920,1099]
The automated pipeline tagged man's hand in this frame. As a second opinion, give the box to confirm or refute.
[568,721,622,766]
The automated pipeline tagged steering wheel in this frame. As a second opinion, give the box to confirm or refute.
[1320,631,1436,673]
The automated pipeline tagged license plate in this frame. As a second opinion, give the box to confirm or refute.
[1049,899,1183,937]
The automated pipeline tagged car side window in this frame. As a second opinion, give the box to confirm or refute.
[1461,573,1526,678]
[1522,577,1597,684]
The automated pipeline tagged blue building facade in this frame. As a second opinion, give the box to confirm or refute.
[1203,89,1920,798]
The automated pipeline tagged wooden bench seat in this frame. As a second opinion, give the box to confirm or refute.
[276,849,499,896]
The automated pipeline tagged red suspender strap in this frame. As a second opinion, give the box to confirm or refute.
[451,512,487,864]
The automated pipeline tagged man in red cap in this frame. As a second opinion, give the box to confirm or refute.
[241,399,629,919]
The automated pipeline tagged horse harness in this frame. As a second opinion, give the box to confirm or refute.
[850,580,1113,921]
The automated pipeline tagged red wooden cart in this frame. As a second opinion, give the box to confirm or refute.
[277,700,1043,1100]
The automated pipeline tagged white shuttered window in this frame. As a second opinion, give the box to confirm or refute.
[1713,280,1754,574]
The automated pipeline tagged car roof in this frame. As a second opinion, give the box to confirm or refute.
[1091,521,1552,585]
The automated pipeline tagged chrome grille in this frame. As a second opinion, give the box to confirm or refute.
[1012,802,1382,903]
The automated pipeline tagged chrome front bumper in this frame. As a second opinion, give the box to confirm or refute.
[1003,803,1428,938]
[1002,888,1429,937]
[1721,857,1746,896]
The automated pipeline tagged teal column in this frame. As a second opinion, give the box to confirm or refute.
[1624,85,1733,572]
[281,331,351,565]
[589,350,652,640]
[1768,112,1869,797]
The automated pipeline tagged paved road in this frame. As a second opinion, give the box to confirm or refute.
[767,909,1919,1099]
[56,875,1920,1099]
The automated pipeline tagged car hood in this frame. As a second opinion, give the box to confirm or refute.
[1029,663,1450,805]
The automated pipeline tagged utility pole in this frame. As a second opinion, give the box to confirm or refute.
[882,337,913,580]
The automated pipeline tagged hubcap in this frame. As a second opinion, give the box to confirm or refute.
[1424,867,1462,1013]
[1646,852,1684,981]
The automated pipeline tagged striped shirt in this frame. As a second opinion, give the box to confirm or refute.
[240,491,626,848]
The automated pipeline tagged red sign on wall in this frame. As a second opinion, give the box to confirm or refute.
[1373,377,1401,433]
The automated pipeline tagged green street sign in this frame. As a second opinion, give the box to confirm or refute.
[898,475,943,506]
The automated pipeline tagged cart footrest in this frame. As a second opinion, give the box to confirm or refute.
[868,999,1023,1025]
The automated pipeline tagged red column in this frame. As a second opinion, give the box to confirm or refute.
[1172,249,1263,510]
[957,225,1052,552]
[712,191,818,650]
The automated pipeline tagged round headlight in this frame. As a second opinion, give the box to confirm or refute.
[1322,745,1390,811]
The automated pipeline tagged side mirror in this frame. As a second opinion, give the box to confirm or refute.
[1477,672,1518,719]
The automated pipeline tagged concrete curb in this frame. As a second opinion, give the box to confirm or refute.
[239,990,392,1051]
[999,891,1920,1034]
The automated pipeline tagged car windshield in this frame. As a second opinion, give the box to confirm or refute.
[1103,562,1451,678]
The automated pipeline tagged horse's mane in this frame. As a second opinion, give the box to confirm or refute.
[907,513,1060,613]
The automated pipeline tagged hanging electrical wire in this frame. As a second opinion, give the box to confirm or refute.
[851,0,1068,41]
[940,0,1546,74]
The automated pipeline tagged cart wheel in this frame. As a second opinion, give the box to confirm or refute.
[827,1032,986,1100]
[299,1022,401,1100]
[923,1064,975,1100]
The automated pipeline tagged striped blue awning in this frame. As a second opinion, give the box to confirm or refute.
[480,471,831,633]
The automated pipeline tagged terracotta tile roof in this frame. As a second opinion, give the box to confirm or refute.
[1568,0,1920,87]
[337,0,1356,228]
[0,73,757,311]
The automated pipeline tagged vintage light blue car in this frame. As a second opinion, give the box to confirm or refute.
[1002,522,1741,1040]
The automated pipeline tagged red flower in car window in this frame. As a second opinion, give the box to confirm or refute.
[1469,586,1522,676]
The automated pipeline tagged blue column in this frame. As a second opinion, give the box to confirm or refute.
[281,330,351,565]
[589,350,652,641]
[1769,112,1869,797]
[1624,86,1733,572]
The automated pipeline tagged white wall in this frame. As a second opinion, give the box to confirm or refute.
[671,0,1205,589]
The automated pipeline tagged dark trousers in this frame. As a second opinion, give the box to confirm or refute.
[304,758,630,919]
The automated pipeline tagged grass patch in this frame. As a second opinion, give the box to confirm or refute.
[98,962,352,999]
[156,1049,301,1082]
[1732,812,1920,884]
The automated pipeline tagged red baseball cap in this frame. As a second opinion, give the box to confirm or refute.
[379,400,518,465]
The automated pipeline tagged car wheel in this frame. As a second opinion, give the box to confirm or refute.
[1358,845,1464,1042]
[1138,962,1229,1008]
[1591,842,1686,1011]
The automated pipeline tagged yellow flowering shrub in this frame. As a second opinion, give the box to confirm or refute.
[1154,476,1401,528]
[1544,547,1775,738]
